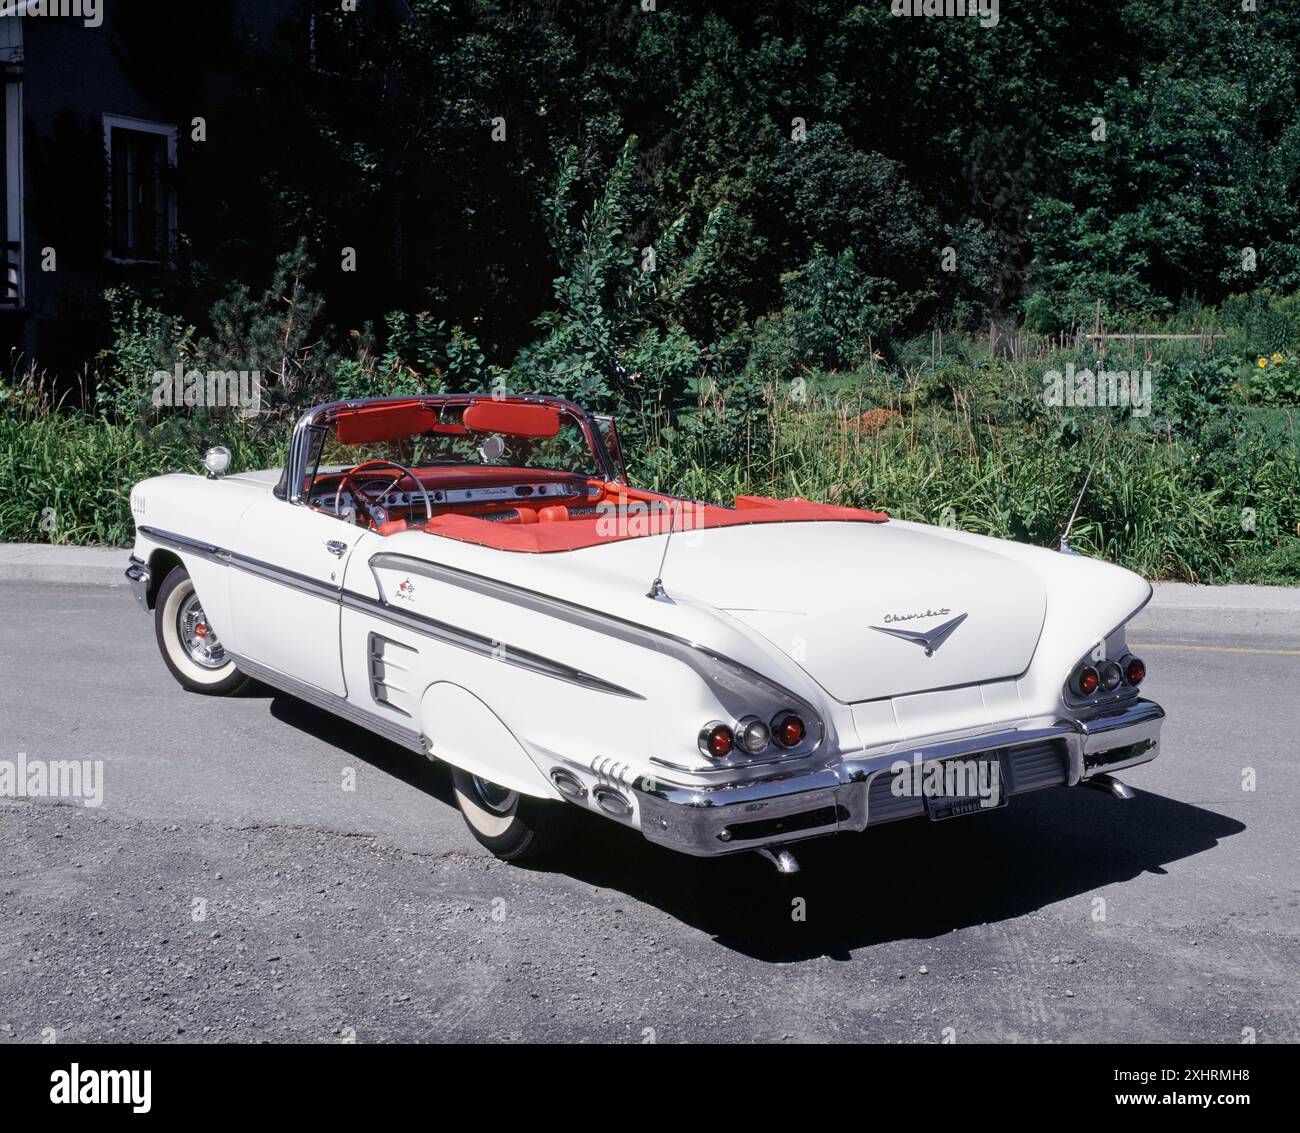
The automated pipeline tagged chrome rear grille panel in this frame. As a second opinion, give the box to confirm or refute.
[866,775,927,825]
[1004,741,1068,793]
[865,740,1067,826]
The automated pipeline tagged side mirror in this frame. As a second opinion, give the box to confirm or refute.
[204,446,232,479]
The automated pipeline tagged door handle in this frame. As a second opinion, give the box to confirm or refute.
[324,540,348,558]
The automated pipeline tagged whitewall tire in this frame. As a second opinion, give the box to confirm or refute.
[450,768,574,861]
[154,566,249,696]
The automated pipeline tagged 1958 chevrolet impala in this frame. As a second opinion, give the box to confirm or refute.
[126,393,1164,872]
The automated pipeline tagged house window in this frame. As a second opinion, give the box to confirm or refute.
[103,116,176,263]
[2,52,22,306]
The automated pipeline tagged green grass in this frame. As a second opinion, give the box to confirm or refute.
[3,357,1297,584]
[646,364,1300,584]
[0,391,284,546]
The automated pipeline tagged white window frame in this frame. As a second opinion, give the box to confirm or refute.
[1,15,24,307]
[102,113,178,266]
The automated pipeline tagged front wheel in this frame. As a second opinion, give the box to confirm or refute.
[154,566,249,695]
[450,768,574,861]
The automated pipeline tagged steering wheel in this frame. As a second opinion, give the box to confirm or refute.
[335,459,433,528]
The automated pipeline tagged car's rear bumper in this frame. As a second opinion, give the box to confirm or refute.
[634,697,1164,857]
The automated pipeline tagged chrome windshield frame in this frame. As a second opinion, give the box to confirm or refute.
[276,393,622,505]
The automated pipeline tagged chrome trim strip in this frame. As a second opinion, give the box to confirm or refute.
[141,526,339,600]
[228,552,339,601]
[138,526,223,563]
[341,590,645,700]
[1106,582,1154,644]
[368,551,825,763]
[227,651,427,754]
[139,526,642,699]
[282,392,621,505]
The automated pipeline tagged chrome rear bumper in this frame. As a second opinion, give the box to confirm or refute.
[634,697,1164,857]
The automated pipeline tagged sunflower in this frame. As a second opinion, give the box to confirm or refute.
[1272,352,1285,364]
[1257,356,1269,368]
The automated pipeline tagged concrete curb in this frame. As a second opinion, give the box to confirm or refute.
[1130,582,1300,644]
[0,544,130,586]
[1,544,1297,641]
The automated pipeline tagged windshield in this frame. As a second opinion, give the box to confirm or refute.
[310,400,602,481]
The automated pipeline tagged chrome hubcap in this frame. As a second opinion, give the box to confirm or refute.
[177,592,227,669]
[471,776,518,815]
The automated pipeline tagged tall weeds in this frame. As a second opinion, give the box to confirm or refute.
[2,347,1296,584]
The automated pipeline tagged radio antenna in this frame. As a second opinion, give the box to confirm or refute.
[646,500,682,601]
[1058,467,1092,554]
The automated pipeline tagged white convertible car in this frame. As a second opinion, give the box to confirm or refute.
[126,393,1163,871]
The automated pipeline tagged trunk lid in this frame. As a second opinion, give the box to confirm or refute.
[640,520,1046,703]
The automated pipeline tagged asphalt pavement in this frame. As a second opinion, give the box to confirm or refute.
[0,579,1296,1043]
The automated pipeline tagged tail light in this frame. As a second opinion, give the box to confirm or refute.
[701,709,814,761]
[699,723,734,759]
[1071,664,1100,697]
[736,717,771,755]
[1123,655,1146,686]
[772,712,806,748]
[1098,659,1122,691]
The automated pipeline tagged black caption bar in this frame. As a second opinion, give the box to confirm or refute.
[1,1042,1292,1118]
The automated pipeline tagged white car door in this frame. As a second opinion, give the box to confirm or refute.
[228,497,361,696]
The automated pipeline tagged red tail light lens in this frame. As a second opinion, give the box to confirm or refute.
[1072,665,1100,697]
[773,713,806,748]
[700,723,734,759]
[1124,656,1146,686]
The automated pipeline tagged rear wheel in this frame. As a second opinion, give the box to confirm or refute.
[450,768,574,861]
[154,566,249,695]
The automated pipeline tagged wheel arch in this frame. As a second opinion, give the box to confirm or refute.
[143,548,184,609]
[419,682,560,800]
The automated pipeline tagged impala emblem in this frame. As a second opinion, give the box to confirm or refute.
[324,540,348,558]
[871,612,968,657]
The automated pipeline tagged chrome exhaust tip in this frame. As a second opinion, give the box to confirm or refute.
[1082,773,1135,800]
[755,846,800,874]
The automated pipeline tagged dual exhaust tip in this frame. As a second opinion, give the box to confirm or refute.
[1081,772,1135,800]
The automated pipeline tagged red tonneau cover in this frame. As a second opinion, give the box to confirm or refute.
[415,493,888,553]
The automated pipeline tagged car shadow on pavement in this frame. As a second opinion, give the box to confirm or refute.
[256,687,1244,963]
[547,788,1246,961]
[264,690,455,805]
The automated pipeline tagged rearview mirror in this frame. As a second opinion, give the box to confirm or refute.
[477,435,506,462]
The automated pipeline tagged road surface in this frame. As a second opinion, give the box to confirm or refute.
[1,581,1296,1043]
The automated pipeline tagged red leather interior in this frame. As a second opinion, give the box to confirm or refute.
[319,460,888,550]
[463,401,561,437]
[410,490,887,552]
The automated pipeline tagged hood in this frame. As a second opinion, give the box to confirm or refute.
[608,520,1047,703]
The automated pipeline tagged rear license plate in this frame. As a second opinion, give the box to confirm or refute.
[924,753,1008,821]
